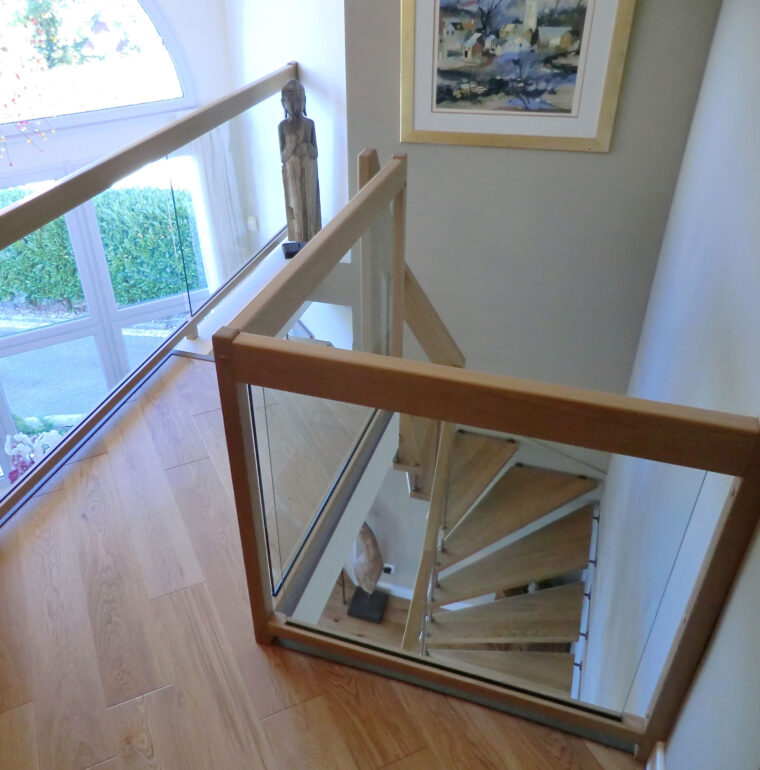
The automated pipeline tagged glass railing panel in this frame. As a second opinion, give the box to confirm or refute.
[277,404,733,717]
[120,313,189,370]
[94,156,207,311]
[0,73,292,505]
[0,335,108,483]
[167,90,289,315]
[251,204,395,592]
[0,181,89,338]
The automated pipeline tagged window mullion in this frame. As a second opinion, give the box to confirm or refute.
[65,202,130,387]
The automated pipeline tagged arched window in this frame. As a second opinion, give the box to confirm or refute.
[0,0,184,126]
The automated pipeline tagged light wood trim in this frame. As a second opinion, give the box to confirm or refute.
[390,155,408,356]
[212,327,273,644]
[226,335,759,475]
[229,156,407,336]
[268,618,643,748]
[399,0,635,152]
[401,422,455,651]
[0,63,297,250]
[358,148,381,188]
[404,265,466,367]
[638,427,760,758]
[358,149,383,354]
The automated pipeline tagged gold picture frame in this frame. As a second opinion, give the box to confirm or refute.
[401,0,636,152]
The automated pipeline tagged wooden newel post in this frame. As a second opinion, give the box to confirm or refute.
[212,326,274,644]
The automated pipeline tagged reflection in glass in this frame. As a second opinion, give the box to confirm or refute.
[95,157,207,309]
[0,336,108,483]
[281,412,732,717]
[0,182,88,338]
[121,312,189,370]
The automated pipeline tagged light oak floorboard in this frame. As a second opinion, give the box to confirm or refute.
[379,748,441,770]
[0,517,31,713]
[64,457,169,707]
[152,584,267,769]
[259,695,359,770]
[320,664,426,768]
[103,402,204,599]
[395,684,507,769]
[0,702,39,770]
[108,685,195,770]
[17,493,113,770]
[139,362,208,469]
[170,356,221,415]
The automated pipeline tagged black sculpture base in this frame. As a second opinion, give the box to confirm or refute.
[347,587,389,624]
[282,241,307,259]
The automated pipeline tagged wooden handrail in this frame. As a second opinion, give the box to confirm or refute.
[0,62,297,250]
[224,333,759,476]
[229,155,407,335]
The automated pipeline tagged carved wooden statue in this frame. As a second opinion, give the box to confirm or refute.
[279,79,321,243]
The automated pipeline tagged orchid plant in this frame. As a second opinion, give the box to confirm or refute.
[4,430,61,483]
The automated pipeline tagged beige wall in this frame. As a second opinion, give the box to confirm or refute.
[344,0,721,392]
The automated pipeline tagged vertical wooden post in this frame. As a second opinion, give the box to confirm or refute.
[358,149,383,354]
[638,424,760,758]
[213,326,274,644]
[390,154,408,358]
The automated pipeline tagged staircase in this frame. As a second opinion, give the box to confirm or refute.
[400,426,602,699]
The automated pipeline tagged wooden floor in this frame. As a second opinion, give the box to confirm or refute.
[0,354,643,770]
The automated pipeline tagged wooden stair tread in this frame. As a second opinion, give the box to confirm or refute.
[442,466,597,568]
[430,650,575,696]
[433,506,593,606]
[427,582,584,647]
[444,432,518,530]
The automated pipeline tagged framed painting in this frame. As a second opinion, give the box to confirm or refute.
[400,0,636,152]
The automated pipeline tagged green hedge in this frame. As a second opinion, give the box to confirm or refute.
[0,186,205,309]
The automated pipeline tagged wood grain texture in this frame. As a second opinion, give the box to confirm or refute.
[153,584,267,769]
[443,466,597,565]
[431,650,575,695]
[64,457,168,707]
[108,685,195,770]
[259,696,359,770]
[444,431,518,530]
[103,402,204,599]
[18,493,113,770]
[395,684,508,769]
[435,506,593,605]
[319,665,426,768]
[403,264,465,367]
[0,518,31,713]
[139,368,208,469]
[0,703,38,770]
[170,356,221,415]
[427,582,584,646]
[229,333,758,475]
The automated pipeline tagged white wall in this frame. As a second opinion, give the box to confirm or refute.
[585,1,760,764]
[344,0,721,392]
[223,0,348,250]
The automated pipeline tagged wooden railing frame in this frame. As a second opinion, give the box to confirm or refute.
[212,150,760,757]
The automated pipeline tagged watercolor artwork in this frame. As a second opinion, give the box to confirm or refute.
[434,0,591,115]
